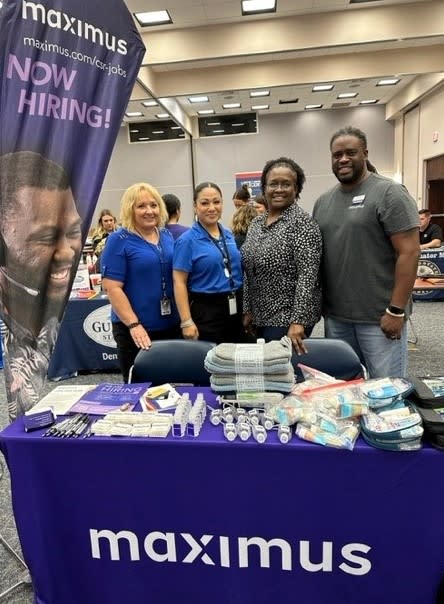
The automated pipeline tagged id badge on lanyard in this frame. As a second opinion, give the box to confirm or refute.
[160,296,172,316]
[228,293,237,315]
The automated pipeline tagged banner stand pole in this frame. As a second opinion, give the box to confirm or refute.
[0,459,32,601]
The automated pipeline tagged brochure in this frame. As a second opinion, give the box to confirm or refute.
[69,382,151,415]
[32,384,96,415]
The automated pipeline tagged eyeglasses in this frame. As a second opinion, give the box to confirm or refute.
[266,181,295,191]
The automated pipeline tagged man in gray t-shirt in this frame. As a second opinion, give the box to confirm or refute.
[313,126,420,378]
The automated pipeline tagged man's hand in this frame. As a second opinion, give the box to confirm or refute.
[380,313,404,340]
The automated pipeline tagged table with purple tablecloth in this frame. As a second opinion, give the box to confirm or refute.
[1,387,444,604]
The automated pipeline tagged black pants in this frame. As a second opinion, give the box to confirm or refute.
[257,325,314,342]
[189,291,244,344]
[112,321,181,383]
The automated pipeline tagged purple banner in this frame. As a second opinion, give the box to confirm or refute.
[0,0,145,419]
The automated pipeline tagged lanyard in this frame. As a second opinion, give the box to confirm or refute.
[156,236,169,298]
[138,229,168,297]
[198,222,235,292]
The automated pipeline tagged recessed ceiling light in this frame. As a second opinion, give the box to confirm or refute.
[198,109,215,115]
[250,90,270,97]
[223,103,241,109]
[242,0,276,16]
[305,104,323,110]
[251,104,269,110]
[312,84,334,92]
[188,95,209,103]
[130,129,140,133]
[232,123,245,126]
[213,129,225,133]
[337,92,358,99]
[170,126,182,130]
[139,137,150,141]
[152,130,165,134]
[360,99,378,104]
[156,113,169,119]
[142,100,158,107]
[134,10,172,27]
[207,122,221,126]
[125,111,143,118]
[377,78,400,86]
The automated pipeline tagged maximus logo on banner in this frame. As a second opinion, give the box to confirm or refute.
[83,304,116,349]
[22,1,128,55]
[89,529,372,576]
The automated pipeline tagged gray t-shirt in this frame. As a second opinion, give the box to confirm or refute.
[313,173,419,323]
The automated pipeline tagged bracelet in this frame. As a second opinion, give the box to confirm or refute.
[385,308,405,318]
[388,304,404,314]
[127,321,141,330]
[180,318,195,329]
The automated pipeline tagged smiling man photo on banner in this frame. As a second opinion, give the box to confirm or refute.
[0,150,82,420]
[0,0,145,420]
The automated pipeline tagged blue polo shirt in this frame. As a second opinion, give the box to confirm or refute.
[173,222,242,293]
[101,227,179,330]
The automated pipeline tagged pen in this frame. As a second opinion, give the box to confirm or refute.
[63,414,89,438]
[43,416,73,437]
[73,416,91,438]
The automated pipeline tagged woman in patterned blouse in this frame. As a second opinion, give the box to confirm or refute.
[241,157,322,354]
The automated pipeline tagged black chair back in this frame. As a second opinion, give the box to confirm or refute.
[129,339,216,386]
[292,337,365,382]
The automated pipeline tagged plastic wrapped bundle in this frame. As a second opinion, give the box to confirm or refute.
[205,337,294,393]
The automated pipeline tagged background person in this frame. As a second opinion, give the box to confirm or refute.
[231,204,258,249]
[253,194,267,214]
[232,183,251,209]
[101,183,179,382]
[91,209,118,256]
[313,126,420,378]
[162,193,189,240]
[419,208,442,249]
[241,157,322,354]
[0,150,82,419]
[173,181,243,343]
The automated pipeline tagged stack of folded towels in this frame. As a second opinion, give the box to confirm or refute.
[204,337,295,393]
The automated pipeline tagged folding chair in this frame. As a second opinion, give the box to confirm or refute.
[292,337,366,382]
[128,339,216,386]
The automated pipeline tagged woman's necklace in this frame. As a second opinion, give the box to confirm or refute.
[199,221,220,239]
[137,227,159,245]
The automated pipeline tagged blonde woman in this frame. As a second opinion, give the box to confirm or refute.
[231,204,258,249]
[91,209,117,255]
[101,183,179,381]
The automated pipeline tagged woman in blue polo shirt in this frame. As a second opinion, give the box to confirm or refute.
[101,183,179,382]
[173,182,243,344]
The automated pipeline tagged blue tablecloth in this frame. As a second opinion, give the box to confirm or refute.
[48,296,119,379]
[413,247,444,301]
[1,387,444,604]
